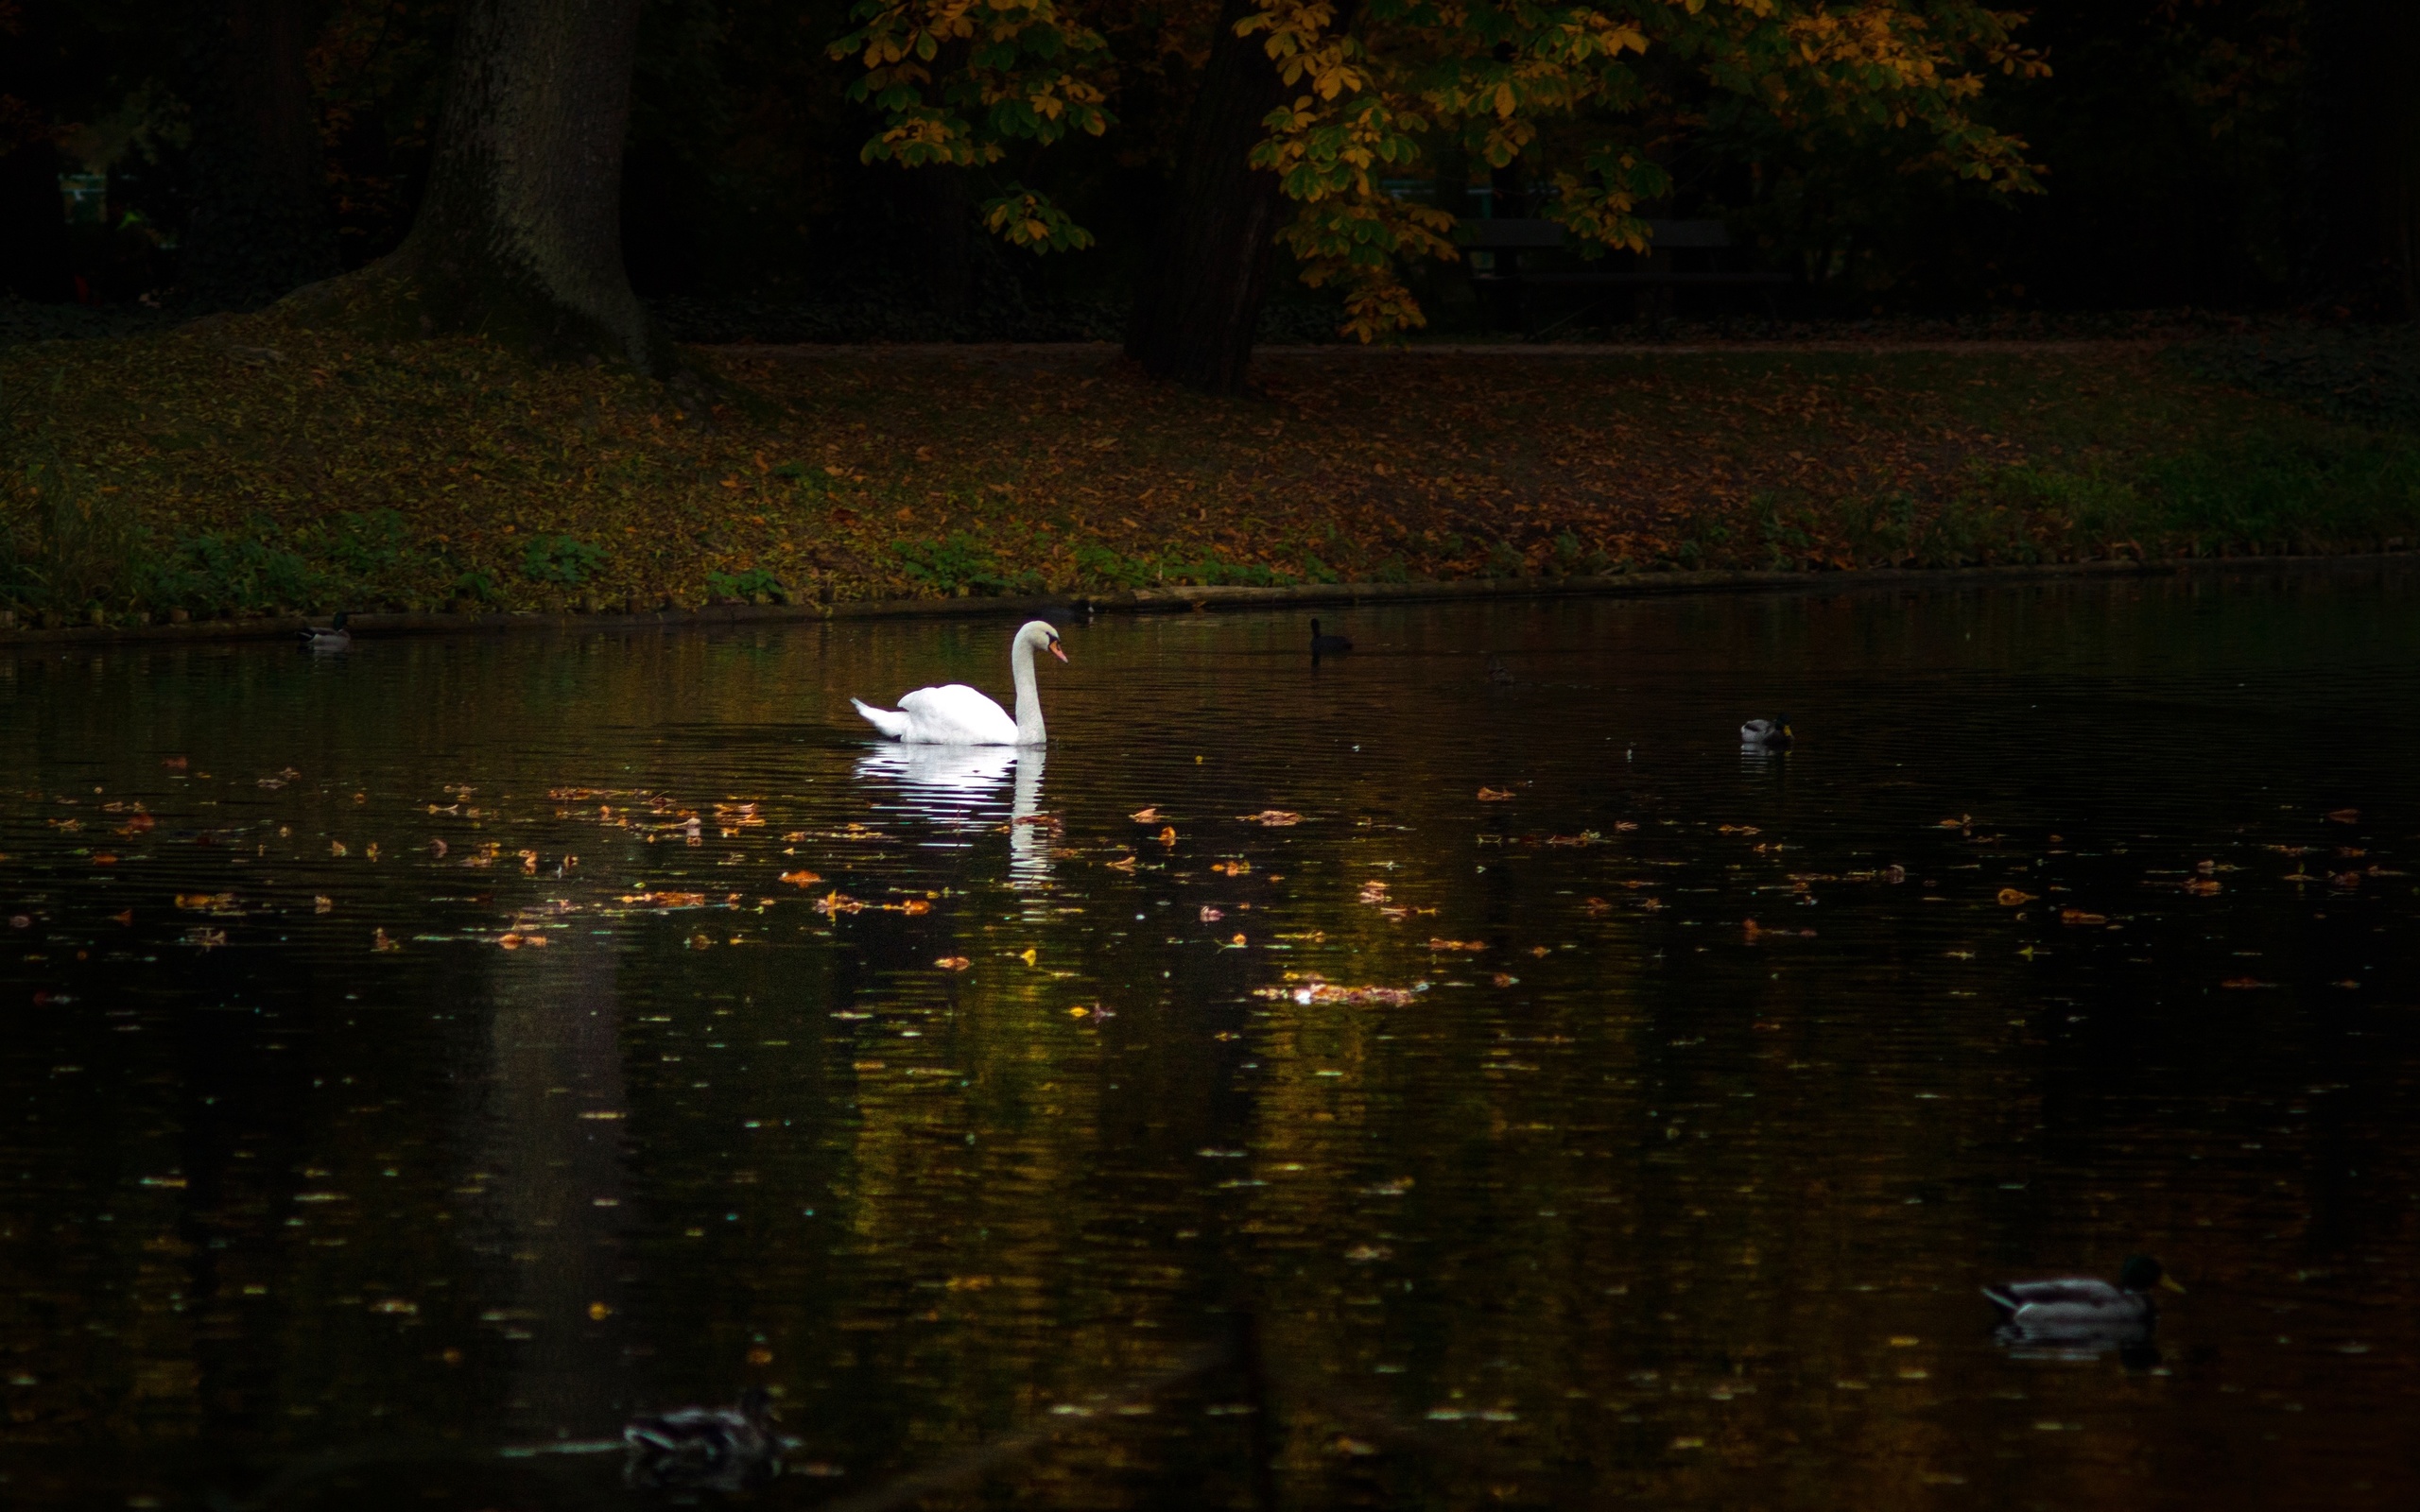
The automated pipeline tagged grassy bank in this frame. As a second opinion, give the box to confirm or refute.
[3,313,2416,627]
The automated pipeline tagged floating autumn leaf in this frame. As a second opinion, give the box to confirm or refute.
[934,955,972,971]
[779,869,821,886]
[887,898,933,915]
[1614,820,1639,832]
[313,896,333,914]
[1996,888,2037,906]
[1477,787,1514,802]
[110,909,133,926]
[162,756,187,770]
[1639,897,1665,910]
[2221,976,2277,989]
[1156,826,1178,845]
[1357,881,1391,903]
[620,890,710,908]
[2183,878,2221,896]
[1200,905,1224,921]
[1938,816,1972,829]
[175,892,236,911]
[90,852,117,866]
[1583,897,1611,915]
[1718,824,1761,835]
[2326,808,2360,823]
[2060,908,2108,925]
[2328,871,2363,887]
[1104,854,1139,871]
[1212,859,1252,876]
[1426,938,1487,952]
[1014,812,1055,826]
[1130,807,1162,822]
[497,932,551,950]
[813,891,866,915]
[1229,933,1248,947]
[1491,973,1519,988]
[1236,810,1303,826]
[372,929,400,952]
[1253,981,1420,1006]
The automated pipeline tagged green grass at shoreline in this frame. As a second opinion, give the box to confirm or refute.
[3,314,2416,628]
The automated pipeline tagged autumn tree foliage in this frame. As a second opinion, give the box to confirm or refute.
[833,0,2049,387]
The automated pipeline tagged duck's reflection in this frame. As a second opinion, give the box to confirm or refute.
[852,744,1053,885]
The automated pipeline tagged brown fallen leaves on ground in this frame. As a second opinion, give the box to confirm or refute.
[13,313,2355,618]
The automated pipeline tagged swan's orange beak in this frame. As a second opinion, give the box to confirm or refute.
[1048,640,1067,662]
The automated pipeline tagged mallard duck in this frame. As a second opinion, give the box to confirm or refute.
[297,612,352,652]
[1739,717,1792,748]
[1309,619,1353,654]
[624,1386,781,1490]
[1984,1255,2183,1346]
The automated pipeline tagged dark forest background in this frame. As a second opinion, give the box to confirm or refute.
[0,1,2409,341]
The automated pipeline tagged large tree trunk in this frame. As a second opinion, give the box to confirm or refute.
[284,0,663,372]
[1124,0,1306,392]
[2299,0,2420,318]
[175,1,339,311]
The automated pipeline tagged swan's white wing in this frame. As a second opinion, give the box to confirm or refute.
[896,683,1019,745]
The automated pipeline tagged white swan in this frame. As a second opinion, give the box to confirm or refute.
[852,620,1065,745]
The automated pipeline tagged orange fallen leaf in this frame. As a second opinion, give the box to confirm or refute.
[2220,976,2276,989]
[1237,810,1303,826]
[1130,807,1162,822]
[1212,859,1252,876]
[1156,826,1178,845]
[2326,808,2360,823]
[779,869,822,886]
[934,955,972,971]
[1996,888,2036,906]
[1426,937,1487,952]
[1104,854,1138,871]
[1477,787,1514,802]
[2183,878,2221,896]
[2059,908,2107,925]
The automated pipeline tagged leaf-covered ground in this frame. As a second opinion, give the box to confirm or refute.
[4,310,2415,623]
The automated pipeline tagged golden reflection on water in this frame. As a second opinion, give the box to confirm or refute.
[0,572,2416,1509]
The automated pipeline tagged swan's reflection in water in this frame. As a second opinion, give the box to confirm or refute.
[852,743,1052,885]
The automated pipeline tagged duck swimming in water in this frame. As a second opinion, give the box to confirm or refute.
[1310,619,1353,654]
[1739,717,1792,748]
[624,1385,782,1490]
[1984,1255,2183,1348]
[297,612,351,652]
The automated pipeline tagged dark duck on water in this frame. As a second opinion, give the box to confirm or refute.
[1984,1255,2184,1349]
[623,1385,783,1490]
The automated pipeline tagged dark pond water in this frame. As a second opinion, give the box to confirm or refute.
[3,571,2418,1511]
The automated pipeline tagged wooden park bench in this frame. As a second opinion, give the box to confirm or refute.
[1456,216,1791,329]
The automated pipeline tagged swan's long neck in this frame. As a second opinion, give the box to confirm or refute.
[1011,629,1046,744]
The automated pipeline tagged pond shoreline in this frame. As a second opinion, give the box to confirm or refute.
[4,548,2410,649]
